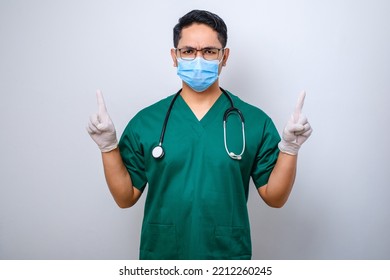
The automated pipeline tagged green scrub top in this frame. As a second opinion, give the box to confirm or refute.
[119,90,280,260]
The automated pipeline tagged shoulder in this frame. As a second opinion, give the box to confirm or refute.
[120,93,176,139]
[226,90,272,121]
[225,90,279,139]
[136,94,174,118]
[130,94,175,125]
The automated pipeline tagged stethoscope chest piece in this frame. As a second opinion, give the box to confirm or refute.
[152,145,164,159]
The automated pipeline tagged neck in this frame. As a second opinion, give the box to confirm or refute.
[181,82,221,103]
[180,82,222,120]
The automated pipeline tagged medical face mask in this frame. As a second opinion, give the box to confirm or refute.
[177,57,220,92]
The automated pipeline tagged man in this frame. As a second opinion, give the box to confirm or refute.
[87,10,312,259]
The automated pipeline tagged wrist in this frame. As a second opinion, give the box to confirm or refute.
[278,140,300,156]
[100,141,119,153]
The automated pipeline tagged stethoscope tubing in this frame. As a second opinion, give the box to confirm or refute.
[158,89,182,146]
[152,87,245,160]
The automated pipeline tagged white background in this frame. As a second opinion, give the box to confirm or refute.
[0,0,389,259]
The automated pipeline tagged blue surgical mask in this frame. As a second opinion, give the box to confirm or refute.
[177,57,220,92]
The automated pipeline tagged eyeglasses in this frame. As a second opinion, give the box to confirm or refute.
[176,47,224,61]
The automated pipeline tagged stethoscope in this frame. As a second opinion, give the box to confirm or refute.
[152,87,246,160]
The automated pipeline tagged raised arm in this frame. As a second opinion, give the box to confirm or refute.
[87,90,142,208]
[258,91,312,207]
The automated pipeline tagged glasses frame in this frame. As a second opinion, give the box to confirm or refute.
[175,47,225,61]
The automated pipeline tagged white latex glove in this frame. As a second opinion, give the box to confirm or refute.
[86,90,118,152]
[278,91,313,155]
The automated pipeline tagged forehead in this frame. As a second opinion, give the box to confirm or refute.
[178,23,221,48]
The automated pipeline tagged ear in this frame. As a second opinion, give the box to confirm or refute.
[171,48,178,67]
[222,48,230,66]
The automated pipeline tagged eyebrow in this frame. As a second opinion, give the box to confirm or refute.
[178,45,221,49]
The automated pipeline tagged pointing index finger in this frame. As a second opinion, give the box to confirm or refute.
[293,91,306,123]
[96,89,107,114]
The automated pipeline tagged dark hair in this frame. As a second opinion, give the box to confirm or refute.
[173,10,228,48]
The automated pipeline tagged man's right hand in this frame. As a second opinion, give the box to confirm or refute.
[87,90,118,152]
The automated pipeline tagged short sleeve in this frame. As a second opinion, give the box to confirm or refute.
[251,117,281,188]
[118,120,148,192]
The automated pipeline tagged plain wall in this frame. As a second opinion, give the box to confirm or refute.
[1,0,389,259]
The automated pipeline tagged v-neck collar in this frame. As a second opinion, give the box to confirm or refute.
[177,93,229,127]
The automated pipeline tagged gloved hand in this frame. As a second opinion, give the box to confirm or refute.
[87,90,118,152]
[278,91,313,155]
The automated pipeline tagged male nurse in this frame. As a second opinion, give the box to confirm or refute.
[87,10,312,259]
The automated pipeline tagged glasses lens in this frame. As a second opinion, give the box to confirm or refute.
[178,48,222,60]
[178,48,196,60]
[202,48,220,60]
